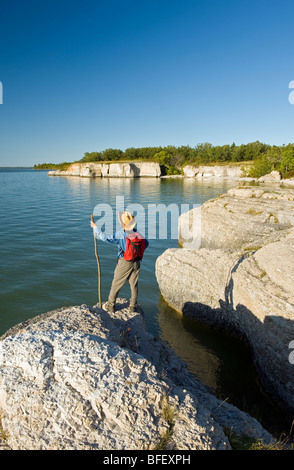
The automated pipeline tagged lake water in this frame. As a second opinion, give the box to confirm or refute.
[0,168,289,437]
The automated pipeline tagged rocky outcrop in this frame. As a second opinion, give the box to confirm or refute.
[0,300,273,450]
[284,178,294,187]
[48,162,161,178]
[182,166,294,188]
[179,186,294,250]
[156,185,294,414]
[257,170,282,182]
[183,164,251,179]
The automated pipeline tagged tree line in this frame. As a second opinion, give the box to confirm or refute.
[34,141,294,178]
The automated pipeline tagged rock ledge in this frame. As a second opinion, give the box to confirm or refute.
[156,185,294,414]
[0,300,272,450]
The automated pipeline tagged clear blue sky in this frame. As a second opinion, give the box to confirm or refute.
[1,0,294,166]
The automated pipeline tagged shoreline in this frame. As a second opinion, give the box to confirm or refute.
[0,299,275,450]
[156,184,294,418]
[46,161,294,187]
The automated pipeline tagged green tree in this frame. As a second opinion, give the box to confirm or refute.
[80,152,103,162]
[280,144,294,177]
[123,147,141,160]
[101,148,123,161]
[248,157,272,178]
[35,141,294,177]
[154,150,172,166]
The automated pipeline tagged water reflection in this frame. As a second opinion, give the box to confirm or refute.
[1,170,291,438]
[51,174,237,206]
[157,296,292,437]
[157,296,221,392]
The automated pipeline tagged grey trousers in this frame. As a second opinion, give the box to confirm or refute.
[108,258,141,307]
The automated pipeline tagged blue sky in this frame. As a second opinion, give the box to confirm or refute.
[1,0,294,166]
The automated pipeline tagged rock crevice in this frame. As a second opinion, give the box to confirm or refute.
[156,185,294,414]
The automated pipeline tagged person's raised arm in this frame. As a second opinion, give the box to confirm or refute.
[90,220,120,245]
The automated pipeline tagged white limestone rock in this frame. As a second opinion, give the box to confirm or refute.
[157,185,294,414]
[48,162,161,178]
[179,186,294,250]
[0,301,272,450]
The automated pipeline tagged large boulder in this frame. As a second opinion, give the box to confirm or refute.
[231,230,294,411]
[156,230,294,414]
[0,301,272,450]
[183,165,250,179]
[179,186,294,250]
[258,171,282,182]
[157,185,294,414]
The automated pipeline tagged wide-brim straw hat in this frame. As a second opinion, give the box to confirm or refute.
[118,211,137,231]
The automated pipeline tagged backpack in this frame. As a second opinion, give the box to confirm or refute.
[124,232,146,261]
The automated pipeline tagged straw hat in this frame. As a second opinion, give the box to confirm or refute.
[118,211,136,231]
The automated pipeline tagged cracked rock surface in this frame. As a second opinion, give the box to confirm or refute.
[156,185,294,414]
[0,300,272,450]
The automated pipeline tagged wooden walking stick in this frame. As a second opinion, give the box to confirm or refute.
[91,214,102,308]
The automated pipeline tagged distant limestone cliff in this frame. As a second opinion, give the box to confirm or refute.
[48,161,161,178]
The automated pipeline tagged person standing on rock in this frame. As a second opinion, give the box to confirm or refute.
[90,211,149,314]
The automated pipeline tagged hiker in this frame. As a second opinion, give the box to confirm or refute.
[90,211,149,313]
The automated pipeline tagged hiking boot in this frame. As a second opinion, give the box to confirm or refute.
[104,302,115,314]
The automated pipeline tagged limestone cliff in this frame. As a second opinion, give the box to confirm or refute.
[48,162,161,178]
[183,164,249,179]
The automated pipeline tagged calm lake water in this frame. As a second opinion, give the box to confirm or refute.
[0,168,290,437]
